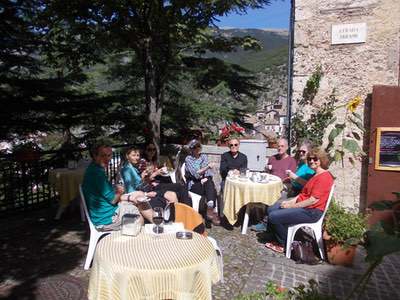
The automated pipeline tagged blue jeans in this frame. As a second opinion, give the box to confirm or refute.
[267,201,322,246]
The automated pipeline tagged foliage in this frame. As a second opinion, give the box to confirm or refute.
[291,91,336,147]
[346,192,400,299]
[219,122,245,143]
[291,66,365,166]
[235,280,336,300]
[325,95,366,167]
[324,201,367,246]
[301,66,322,105]
[41,0,270,150]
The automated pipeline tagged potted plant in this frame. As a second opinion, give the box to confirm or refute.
[218,122,245,146]
[323,201,367,266]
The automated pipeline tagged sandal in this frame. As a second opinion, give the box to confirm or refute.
[265,242,284,254]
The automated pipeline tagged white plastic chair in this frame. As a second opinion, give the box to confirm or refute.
[207,236,224,282]
[180,163,201,212]
[285,184,335,260]
[79,185,111,270]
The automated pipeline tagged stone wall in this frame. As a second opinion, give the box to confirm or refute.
[292,0,400,208]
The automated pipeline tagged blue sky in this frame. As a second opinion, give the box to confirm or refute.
[216,0,290,29]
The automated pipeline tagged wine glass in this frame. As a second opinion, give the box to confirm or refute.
[153,207,164,234]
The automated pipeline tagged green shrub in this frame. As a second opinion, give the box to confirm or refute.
[325,201,367,246]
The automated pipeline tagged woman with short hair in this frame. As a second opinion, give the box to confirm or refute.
[184,139,220,226]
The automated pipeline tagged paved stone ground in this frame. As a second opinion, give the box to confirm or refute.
[1,207,399,300]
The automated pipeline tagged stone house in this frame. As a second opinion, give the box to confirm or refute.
[291,0,400,209]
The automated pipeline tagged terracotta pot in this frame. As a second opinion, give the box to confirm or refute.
[325,241,357,266]
[323,231,357,266]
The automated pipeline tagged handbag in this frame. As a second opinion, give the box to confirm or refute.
[290,241,320,265]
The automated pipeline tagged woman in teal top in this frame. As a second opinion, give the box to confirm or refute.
[120,148,144,193]
[286,140,315,195]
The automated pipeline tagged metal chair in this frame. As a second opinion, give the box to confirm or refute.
[79,185,111,270]
[285,184,335,260]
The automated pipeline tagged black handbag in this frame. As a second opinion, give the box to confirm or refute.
[290,241,320,265]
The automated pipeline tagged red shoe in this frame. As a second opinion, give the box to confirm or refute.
[265,242,284,254]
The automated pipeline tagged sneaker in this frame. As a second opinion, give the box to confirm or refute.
[251,222,267,232]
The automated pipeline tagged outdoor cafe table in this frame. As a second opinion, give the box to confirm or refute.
[223,174,283,234]
[88,231,222,300]
[48,167,86,219]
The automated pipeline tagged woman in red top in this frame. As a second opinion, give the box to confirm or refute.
[265,148,334,253]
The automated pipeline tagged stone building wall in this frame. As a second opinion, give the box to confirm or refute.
[292,0,400,208]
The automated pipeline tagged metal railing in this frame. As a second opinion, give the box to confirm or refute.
[0,145,127,215]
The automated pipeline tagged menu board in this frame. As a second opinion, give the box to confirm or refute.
[375,128,400,171]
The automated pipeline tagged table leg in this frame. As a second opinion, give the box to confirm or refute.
[241,204,251,234]
[54,205,66,220]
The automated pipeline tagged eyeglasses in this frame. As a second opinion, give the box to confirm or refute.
[229,143,239,147]
[307,156,319,162]
[297,150,306,155]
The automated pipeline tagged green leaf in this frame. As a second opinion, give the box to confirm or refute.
[349,118,365,132]
[369,200,400,211]
[365,222,400,262]
[343,139,361,154]
[327,116,337,125]
[328,126,344,142]
[334,150,343,162]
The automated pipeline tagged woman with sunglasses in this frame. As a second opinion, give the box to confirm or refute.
[185,139,220,226]
[285,140,315,196]
[264,148,334,254]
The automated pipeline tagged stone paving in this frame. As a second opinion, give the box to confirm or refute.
[1,207,400,300]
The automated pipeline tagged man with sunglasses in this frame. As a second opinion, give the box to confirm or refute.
[220,138,248,182]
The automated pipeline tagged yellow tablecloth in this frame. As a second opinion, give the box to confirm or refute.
[48,168,86,207]
[88,231,222,300]
[223,175,283,225]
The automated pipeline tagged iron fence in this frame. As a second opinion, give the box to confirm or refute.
[0,145,127,215]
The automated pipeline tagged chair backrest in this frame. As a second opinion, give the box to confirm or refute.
[79,184,97,232]
[173,202,206,235]
[319,184,335,222]
[180,163,187,184]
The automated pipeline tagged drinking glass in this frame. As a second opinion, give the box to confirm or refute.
[153,207,164,234]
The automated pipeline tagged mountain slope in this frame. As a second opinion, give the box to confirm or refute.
[209,28,289,72]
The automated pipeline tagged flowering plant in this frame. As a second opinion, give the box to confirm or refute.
[219,122,245,143]
[326,95,366,166]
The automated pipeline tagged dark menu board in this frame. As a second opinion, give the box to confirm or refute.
[378,131,400,167]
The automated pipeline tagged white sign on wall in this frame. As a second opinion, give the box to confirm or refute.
[331,23,367,45]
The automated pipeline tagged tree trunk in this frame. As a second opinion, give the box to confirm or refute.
[143,41,163,155]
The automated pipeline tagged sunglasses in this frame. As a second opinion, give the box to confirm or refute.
[307,156,319,162]
[297,150,306,155]
[229,143,239,147]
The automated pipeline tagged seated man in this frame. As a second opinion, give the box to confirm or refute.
[82,143,153,230]
[267,138,297,180]
[220,137,248,184]
[252,138,297,232]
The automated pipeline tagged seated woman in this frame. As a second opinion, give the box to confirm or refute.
[184,139,220,226]
[120,147,191,208]
[285,139,315,197]
[139,142,173,183]
[264,148,334,253]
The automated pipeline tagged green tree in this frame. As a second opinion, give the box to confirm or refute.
[41,0,271,151]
